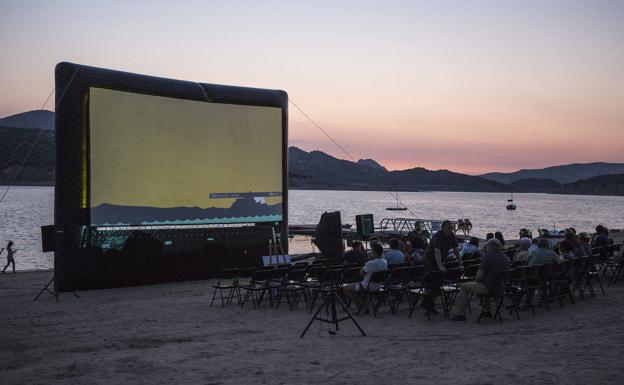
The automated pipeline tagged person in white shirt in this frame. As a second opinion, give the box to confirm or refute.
[343,242,388,306]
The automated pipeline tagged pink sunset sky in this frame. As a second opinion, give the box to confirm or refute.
[1,0,622,175]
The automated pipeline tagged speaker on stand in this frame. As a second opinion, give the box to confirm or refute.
[34,225,79,302]
[301,211,366,338]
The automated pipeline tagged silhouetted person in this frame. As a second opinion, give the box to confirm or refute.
[451,238,510,321]
[343,241,367,265]
[2,241,17,273]
[421,220,460,314]
[494,231,506,247]
[384,238,405,265]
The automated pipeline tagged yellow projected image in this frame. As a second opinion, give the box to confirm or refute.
[89,87,283,225]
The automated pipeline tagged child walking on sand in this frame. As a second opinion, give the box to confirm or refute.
[2,241,17,273]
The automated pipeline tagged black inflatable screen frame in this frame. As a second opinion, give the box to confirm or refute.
[54,62,289,285]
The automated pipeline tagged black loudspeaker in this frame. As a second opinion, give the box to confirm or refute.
[41,225,65,252]
[313,211,344,261]
[356,214,374,235]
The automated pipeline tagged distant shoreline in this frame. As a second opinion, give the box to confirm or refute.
[5,184,623,198]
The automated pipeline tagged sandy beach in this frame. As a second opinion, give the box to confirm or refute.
[1,269,623,385]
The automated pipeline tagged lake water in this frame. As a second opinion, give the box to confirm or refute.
[1,186,623,271]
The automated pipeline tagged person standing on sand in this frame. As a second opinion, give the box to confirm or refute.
[420,220,461,313]
[2,241,17,273]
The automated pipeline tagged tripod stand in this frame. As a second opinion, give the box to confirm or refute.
[300,263,366,337]
[300,211,366,338]
[34,272,79,302]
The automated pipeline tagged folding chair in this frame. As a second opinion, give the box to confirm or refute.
[408,271,444,319]
[584,255,606,296]
[460,264,480,283]
[536,263,555,311]
[406,264,425,313]
[523,265,541,316]
[275,268,308,310]
[387,266,411,314]
[478,270,511,323]
[507,266,527,320]
[571,257,587,300]
[241,269,272,309]
[360,270,389,317]
[550,261,575,307]
[210,268,240,307]
[441,268,463,318]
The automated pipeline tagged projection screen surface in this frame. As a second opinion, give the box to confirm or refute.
[89,87,283,226]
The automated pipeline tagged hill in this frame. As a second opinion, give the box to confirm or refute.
[288,147,510,192]
[479,162,624,184]
[356,159,388,172]
[0,110,54,131]
[0,108,622,196]
[288,147,387,190]
[509,178,562,193]
[0,126,55,185]
[560,174,624,196]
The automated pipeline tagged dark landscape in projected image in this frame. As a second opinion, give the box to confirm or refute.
[91,195,282,225]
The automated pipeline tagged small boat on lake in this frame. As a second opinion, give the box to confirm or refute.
[386,192,408,211]
[506,192,517,210]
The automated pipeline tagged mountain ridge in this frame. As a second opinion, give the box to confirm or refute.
[0,110,54,131]
[479,162,624,184]
[1,110,623,195]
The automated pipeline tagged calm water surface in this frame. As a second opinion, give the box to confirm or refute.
[1,186,623,271]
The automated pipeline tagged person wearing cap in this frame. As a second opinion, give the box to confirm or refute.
[513,237,532,263]
[451,238,510,321]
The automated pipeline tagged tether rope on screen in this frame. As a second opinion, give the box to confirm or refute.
[288,98,420,219]
[0,68,79,207]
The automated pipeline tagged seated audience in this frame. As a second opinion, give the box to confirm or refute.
[451,238,510,321]
[528,238,540,253]
[565,232,586,258]
[343,241,367,265]
[494,231,506,247]
[558,240,577,261]
[513,237,532,263]
[481,233,494,253]
[592,225,610,248]
[459,237,481,258]
[384,238,406,265]
[527,238,561,266]
[408,236,427,264]
[367,237,381,258]
[578,232,592,258]
[343,243,388,304]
